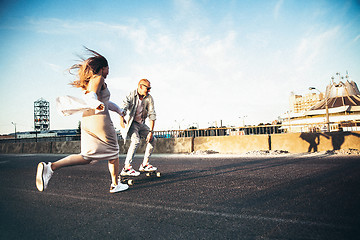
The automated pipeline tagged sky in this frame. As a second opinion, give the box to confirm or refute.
[0,0,359,134]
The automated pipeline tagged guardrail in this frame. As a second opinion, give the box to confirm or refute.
[1,121,359,143]
[154,120,360,138]
[0,135,81,143]
[154,125,282,138]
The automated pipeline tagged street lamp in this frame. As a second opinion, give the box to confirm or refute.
[174,119,184,130]
[309,87,330,132]
[239,116,247,127]
[11,122,17,139]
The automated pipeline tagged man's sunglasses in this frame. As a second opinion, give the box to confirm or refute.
[141,84,151,90]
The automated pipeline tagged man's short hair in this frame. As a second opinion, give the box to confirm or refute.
[138,79,150,86]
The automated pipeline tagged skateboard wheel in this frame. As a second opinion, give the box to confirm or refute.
[146,172,151,177]
[128,179,133,186]
[156,172,161,177]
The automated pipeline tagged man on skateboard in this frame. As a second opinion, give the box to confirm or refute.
[119,79,157,176]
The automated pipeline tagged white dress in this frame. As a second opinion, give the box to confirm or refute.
[80,87,119,160]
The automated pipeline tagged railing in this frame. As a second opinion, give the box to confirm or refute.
[1,121,359,143]
[154,120,360,138]
[0,135,81,144]
[154,125,283,138]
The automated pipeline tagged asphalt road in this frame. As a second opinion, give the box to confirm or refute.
[0,153,359,240]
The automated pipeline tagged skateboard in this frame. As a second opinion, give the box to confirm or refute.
[119,170,161,186]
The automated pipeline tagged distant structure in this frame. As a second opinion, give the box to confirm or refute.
[309,80,360,111]
[289,92,324,113]
[281,72,360,132]
[34,98,50,131]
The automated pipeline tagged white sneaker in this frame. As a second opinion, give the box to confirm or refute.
[110,183,129,193]
[139,163,157,172]
[36,162,53,192]
[120,166,140,176]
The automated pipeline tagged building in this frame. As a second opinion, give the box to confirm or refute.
[34,98,50,131]
[281,74,360,132]
[289,92,324,113]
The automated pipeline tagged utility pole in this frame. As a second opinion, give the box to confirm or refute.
[309,86,330,132]
[11,122,17,139]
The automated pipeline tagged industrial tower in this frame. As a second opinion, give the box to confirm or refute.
[34,98,50,131]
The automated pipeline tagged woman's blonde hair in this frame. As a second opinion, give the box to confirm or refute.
[70,47,108,90]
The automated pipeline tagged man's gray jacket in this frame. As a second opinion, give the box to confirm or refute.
[120,89,156,141]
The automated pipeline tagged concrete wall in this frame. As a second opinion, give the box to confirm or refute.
[194,135,269,153]
[0,137,194,154]
[1,132,359,154]
[269,132,360,153]
[195,131,360,153]
[119,137,193,154]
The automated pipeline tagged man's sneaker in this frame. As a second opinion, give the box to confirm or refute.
[110,183,129,193]
[139,163,157,172]
[36,162,53,192]
[120,166,140,176]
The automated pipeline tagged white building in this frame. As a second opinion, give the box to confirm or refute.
[281,76,360,132]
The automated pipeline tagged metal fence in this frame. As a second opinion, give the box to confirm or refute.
[0,135,81,144]
[1,120,359,143]
[154,125,283,139]
[152,121,360,139]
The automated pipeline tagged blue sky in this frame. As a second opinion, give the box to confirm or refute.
[0,0,359,134]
